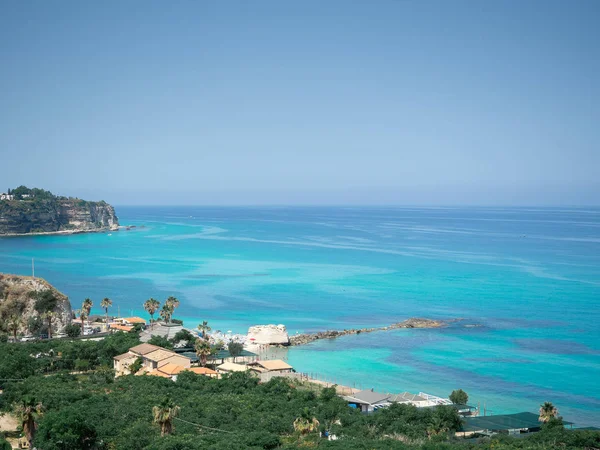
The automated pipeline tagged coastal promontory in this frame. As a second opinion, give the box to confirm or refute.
[0,273,73,337]
[0,186,118,236]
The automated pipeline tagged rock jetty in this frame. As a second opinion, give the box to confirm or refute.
[289,318,447,346]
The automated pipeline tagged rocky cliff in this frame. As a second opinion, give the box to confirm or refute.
[0,273,73,336]
[0,192,118,235]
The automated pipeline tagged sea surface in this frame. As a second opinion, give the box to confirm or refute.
[1,206,599,425]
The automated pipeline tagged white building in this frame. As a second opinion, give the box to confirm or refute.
[0,193,14,201]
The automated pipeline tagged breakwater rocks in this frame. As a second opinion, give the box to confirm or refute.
[289,318,449,346]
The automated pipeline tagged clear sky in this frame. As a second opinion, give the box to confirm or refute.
[1,1,598,205]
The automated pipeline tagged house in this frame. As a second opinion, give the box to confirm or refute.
[0,193,14,201]
[113,343,191,377]
[247,359,293,374]
[342,390,391,413]
[216,362,248,374]
[113,352,139,376]
[388,392,430,407]
[143,349,191,371]
[118,317,146,326]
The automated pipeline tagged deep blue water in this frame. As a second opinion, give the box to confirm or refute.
[1,206,599,425]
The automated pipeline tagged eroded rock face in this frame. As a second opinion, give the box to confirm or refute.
[0,273,73,335]
[0,199,118,235]
[247,324,290,345]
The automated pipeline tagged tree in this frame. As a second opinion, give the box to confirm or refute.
[100,297,112,324]
[293,409,320,435]
[194,338,213,367]
[14,397,43,447]
[33,290,58,315]
[152,398,180,436]
[129,357,143,374]
[165,296,180,324]
[449,389,468,405]
[82,298,93,316]
[197,320,211,339]
[65,323,81,338]
[7,315,22,342]
[144,298,160,327]
[41,311,56,339]
[159,304,172,324]
[80,310,88,334]
[148,335,174,350]
[539,401,559,423]
[227,341,243,363]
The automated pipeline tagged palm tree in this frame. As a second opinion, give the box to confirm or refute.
[152,398,180,436]
[293,416,320,435]
[194,338,214,367]
[160,303,173,324]
[144,298,160,327]
[82,298,93,316]
[539,402,558,423]
[197,320,212,340]
[100,297,112,325]
[42,311,55,339]
[80,310,88,334]
[426,416,449,438]
[7,315,22,342]
[165,296,180,323]
[14,398,43,446]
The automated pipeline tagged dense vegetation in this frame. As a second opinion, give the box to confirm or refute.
[0,335,599,449]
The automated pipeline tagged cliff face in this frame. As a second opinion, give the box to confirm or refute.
[0,198,118,235]
[0,273,72,336]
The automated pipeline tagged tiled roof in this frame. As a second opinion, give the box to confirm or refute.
[114,352,133,361]
[158,363,185,375]
[251,359,292,371]
[129,343,162,355]
[144,348,178,362]
[217,362,248,372]
[146,369,172,378]
[123,317,146,324]
[185,367,218,375]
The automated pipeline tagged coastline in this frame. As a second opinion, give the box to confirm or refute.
[0,226,120,238]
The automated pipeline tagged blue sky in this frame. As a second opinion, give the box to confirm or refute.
[1,1,598,205]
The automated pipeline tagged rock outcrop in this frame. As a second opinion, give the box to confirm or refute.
[247,324,290,345]
[289,318,448,346]
[0,188,118,236]
[0,273,73,336]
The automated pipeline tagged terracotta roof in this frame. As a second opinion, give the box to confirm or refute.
[129,343,162,356]
[217,362,248,372]
[158,363,185,376]
[144,348,178,362]
[135,367,151,376]
[185,367,218,375]
[251,359,293,371]
[146,369,172,378]
[123,316,146,324]
[110,324,134,332]
[157,354,191,368]
[114,352,133,361]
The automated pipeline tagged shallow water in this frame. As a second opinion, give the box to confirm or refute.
[1,206,598,425]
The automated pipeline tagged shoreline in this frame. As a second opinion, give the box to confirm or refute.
[0,226,120,238]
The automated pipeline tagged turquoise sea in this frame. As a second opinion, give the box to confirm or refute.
[1,206,599,426]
